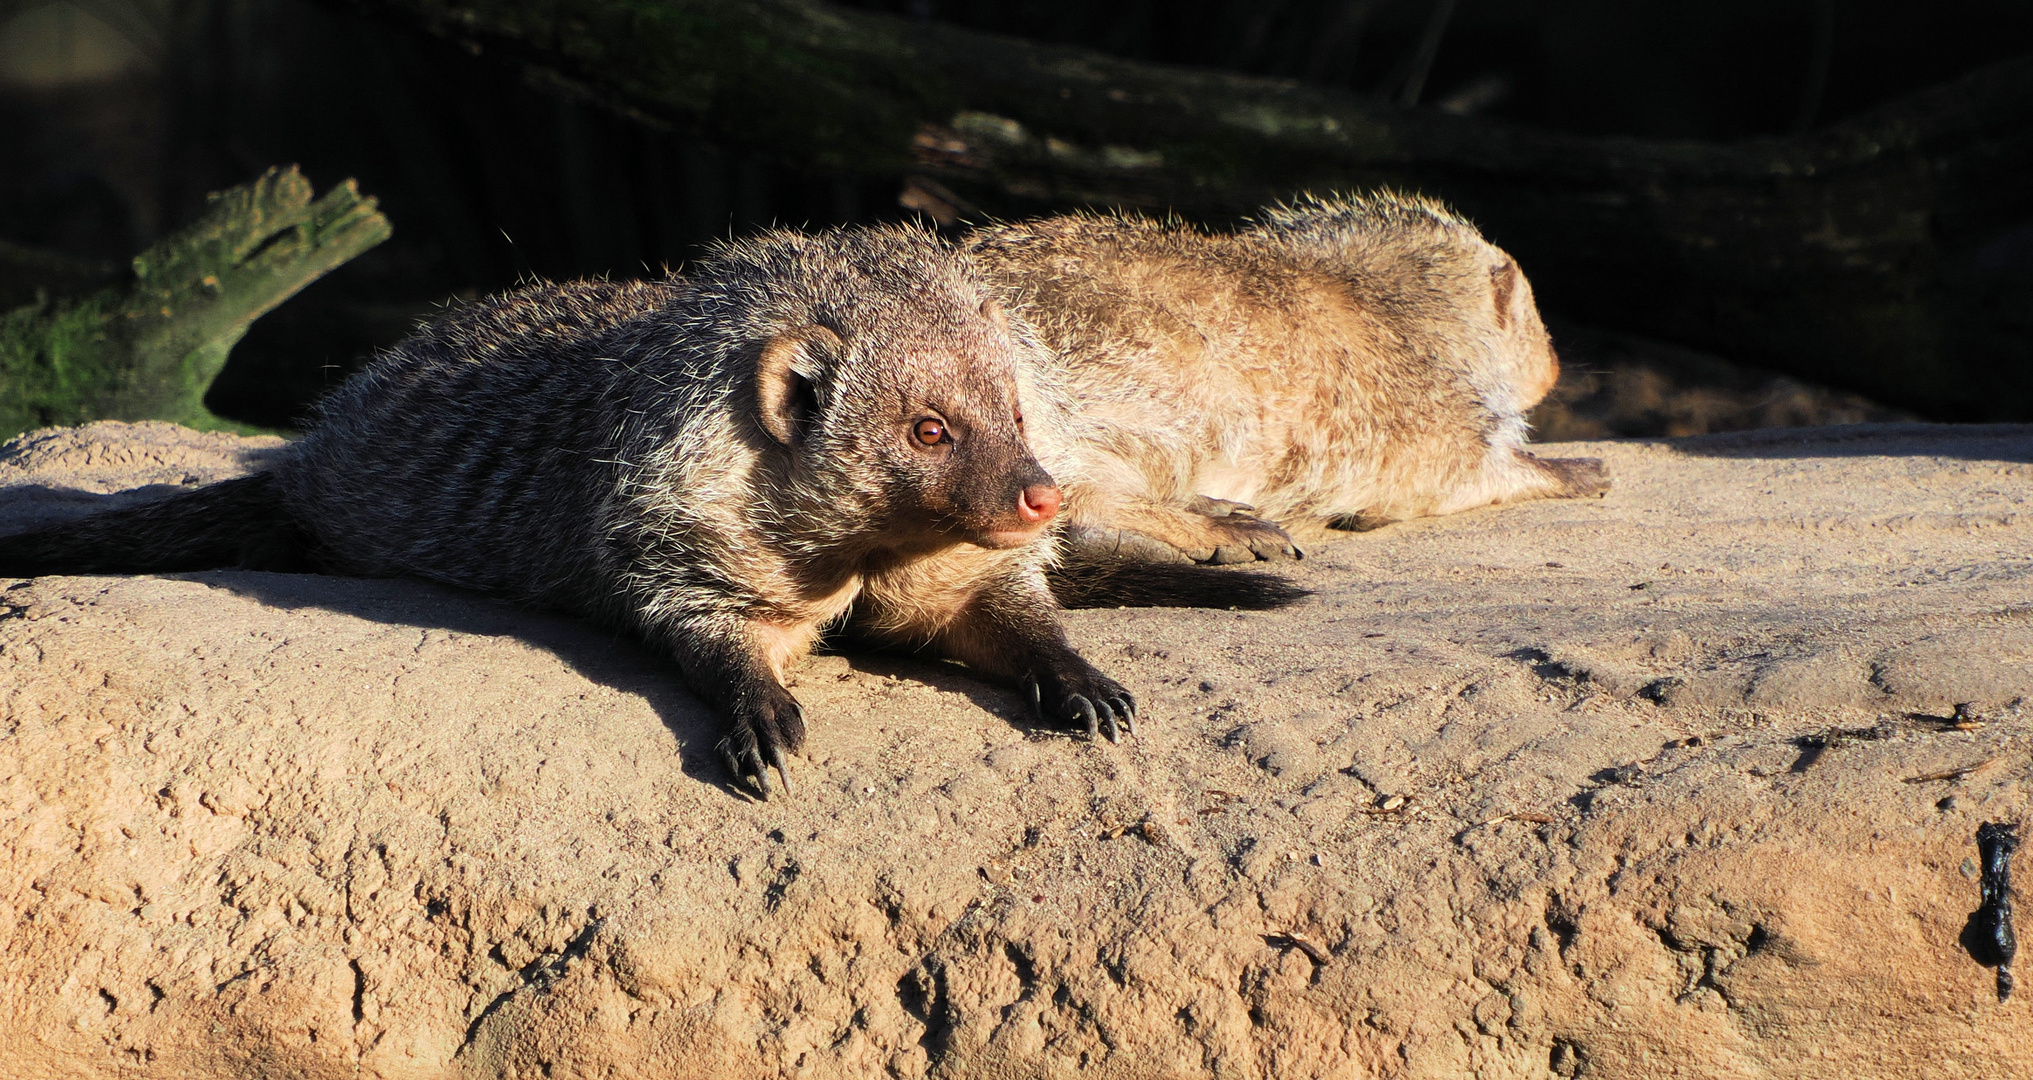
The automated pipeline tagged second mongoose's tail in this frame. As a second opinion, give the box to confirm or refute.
[1047,547,1310,611]
[0,472,312,576]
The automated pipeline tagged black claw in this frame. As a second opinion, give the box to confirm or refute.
[1094,698,1119,742]
[1074,696,1099,737]
[769,746,792,798]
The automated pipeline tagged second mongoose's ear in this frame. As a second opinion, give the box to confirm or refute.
[980,295,1010,333]
[1490,259,1525,331]
[755,326,842,446]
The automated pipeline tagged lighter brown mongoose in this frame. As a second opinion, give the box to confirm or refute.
[969,191,1611,564]
[0,225,1300,797]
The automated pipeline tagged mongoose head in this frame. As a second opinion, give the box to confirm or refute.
[708,226,1061,553]
[1485,255,1560,409]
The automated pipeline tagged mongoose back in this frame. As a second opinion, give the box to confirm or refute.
[2,226,1299,795]
[968,191,1610,564]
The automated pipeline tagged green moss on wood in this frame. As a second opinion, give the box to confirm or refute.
[0,167,391,440]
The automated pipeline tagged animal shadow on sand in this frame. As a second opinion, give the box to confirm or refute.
[185,569,1044,802]
[1660,422,2033,462]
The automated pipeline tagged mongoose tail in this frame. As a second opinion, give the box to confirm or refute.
[0,473,311,576]
[1047,550,1310,611]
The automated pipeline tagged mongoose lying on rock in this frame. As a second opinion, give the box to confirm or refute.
[0,226,1296,797]
[969,191,1611,565]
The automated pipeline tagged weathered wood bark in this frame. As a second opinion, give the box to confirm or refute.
[324,0,2033,420]
[0,168,391,440]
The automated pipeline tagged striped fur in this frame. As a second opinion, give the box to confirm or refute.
[0,226,1151,795]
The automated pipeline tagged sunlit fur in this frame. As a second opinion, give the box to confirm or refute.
[217,222,1152,783]
[968,190,1608,550]
[283,226,1070,669]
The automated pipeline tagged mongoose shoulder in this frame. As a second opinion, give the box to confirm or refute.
[968,191,1610,564]
[3,225,1226,796]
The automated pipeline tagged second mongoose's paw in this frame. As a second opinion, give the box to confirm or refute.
[1021,661,1138,743]
[716,684,807,799]
[1061,523,1194,564]
[1184,496,1304,563]
[1326,511,1395,532]
[1529,455,1612,499]
[1064,503,1303,566]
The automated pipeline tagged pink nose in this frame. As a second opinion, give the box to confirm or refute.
[1017,484,1062,524]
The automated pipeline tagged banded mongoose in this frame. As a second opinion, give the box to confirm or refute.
[967,191,1611,565]
[0,226,1296,797]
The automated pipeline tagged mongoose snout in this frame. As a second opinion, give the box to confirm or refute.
[963,480,1062,550]
[1017,483,1061,524]
[891,406,1063,549]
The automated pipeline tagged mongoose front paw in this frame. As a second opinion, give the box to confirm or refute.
[1207,514,1302,563]
[1063,513,1302,566]
[1185,497,1303,563]
[716,685,807,799]
[1022,665,1138,743]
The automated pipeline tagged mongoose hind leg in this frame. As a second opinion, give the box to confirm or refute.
[1526,454,1612,499]
[1323,454,1610,533]
[1326,511,1396,533]
[1067,496,1302,566]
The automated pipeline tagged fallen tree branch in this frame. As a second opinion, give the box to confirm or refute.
[0,167,392,439]
[327,0,2032,418]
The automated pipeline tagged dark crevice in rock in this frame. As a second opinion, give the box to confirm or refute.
[1544,903,1579,960]
[1550,1037,1589,1077]
[1962,821,2018,1001]
[896,960,955,1061]
[763,859,801,912]
[1506,647,1585,685]
[456,914,603,1059]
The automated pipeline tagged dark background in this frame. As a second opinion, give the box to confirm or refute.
[2,0,2029,427]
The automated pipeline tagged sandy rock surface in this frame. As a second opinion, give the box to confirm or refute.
[1,420,2029,1079]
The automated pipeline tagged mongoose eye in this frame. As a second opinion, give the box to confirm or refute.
[912,418,949,447]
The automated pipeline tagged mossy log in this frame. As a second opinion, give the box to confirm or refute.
[329,0,2033,419]
[0,168,392,440]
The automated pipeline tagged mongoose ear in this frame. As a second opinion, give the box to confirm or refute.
[1490,259,1523,331]
[980,296,1010,333]
[755,326,841,447]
